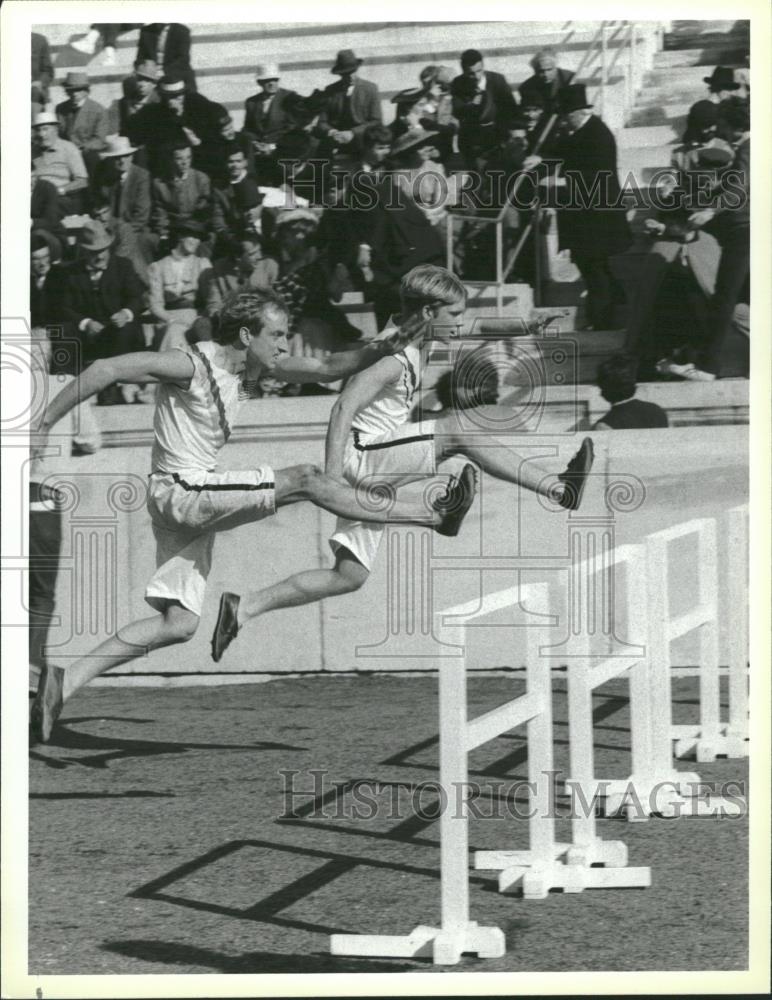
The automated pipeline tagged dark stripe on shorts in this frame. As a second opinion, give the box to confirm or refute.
[171,472,273,492]
[352,429,434,452]
[190,344,232,443]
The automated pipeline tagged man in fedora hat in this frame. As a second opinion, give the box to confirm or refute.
[130,74,222,175]
[111,59,161,141]
[136,22,197,93]
[32,111,89,214]
[682,66,741,146]
[59,220,146,373]
[92,134,151,235]
[147,220,213,351]
[55,71,109,177]
[316,49,382,158]
[451,49,517,169]
[524,84,631,331]
[244,63,300,171]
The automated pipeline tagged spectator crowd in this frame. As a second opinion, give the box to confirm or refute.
[30,23,751,407]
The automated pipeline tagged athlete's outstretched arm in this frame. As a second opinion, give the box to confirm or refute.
[274,313,427,385]
[35,352,195,441]
[324,356,402,478]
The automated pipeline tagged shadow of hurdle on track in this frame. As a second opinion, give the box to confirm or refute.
[127,836,510,945]
[29,715,308,770]
[100,938,421,973]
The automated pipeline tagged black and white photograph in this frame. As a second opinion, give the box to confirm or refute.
[1,0,769,996]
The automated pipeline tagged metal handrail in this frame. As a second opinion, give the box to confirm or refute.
[445,19,659,316]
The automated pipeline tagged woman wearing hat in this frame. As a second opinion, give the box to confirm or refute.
[389,125,453,230]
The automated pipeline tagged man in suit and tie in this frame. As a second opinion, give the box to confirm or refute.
[136,23,197,92]
[316,49,382,159]
[451,48,518,168]
[244,63,300,182]
[55,72,109,177]
[59,221,146,379]
[212,148,262,255]
[92,135,152,238]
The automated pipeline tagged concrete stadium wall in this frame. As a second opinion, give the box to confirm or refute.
[35,411,748,684]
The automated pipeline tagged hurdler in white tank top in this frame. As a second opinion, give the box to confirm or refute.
[150,342,248,475]
[350,330,423,439]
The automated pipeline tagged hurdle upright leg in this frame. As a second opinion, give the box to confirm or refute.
[330,649,505,965]
[725,506,749,755]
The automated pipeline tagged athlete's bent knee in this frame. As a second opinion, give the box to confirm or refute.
[164,606,200,642]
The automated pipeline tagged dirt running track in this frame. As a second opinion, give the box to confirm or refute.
[29,675,748,975]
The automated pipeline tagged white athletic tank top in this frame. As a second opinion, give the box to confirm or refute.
[351,333,422,438]
[151,342,245,474]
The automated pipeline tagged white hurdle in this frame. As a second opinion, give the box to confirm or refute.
[332,582,552,964]
[645,516,748,764]
[467,579,651,896]
[331,577,650,965]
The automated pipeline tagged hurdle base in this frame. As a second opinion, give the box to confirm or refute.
[672,724,749,762]
[475,843,650,899]
[603,773,744,820]
[330,921,506,965]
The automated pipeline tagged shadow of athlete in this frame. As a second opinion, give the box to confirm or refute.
[211,265,594,662]
[30,288,477,745]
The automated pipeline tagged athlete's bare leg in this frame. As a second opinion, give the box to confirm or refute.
[275,464,446,525]
[31,600,199,743]
[238,548,368,628]
[61,601,199,702]
[433,406,567,499]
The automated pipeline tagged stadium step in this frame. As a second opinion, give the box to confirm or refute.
[616,123,681,149]
[626,103,690,127]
